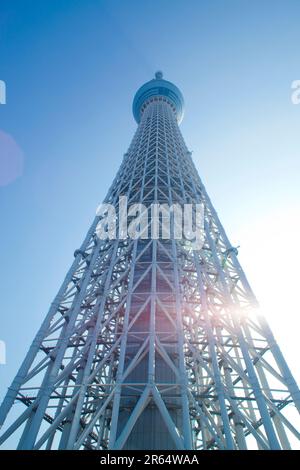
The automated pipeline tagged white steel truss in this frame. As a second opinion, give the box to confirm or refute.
[0,75,300,450]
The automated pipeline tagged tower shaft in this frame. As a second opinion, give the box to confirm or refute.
[1,74,300,450]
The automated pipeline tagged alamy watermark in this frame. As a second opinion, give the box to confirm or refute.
[95,196,205,250]
[0,80,6,104]
[291,80,300,105]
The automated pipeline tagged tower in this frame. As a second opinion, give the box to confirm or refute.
[1,72,300,450]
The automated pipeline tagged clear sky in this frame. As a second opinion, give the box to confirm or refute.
[0,0,300,435]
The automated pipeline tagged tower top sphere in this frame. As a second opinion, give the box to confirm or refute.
[132,72,184,124]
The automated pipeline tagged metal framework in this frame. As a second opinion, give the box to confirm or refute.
[1,72,300,450]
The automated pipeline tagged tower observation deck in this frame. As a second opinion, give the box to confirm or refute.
[0,73,300,450]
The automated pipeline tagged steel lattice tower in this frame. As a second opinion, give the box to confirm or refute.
[1,72,300,450]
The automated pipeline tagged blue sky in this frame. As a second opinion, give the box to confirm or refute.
[0,0,300,424]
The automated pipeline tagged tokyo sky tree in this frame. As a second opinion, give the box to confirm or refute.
[1,72,300,450]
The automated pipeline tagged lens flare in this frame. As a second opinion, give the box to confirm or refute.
[0,129,24,187]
